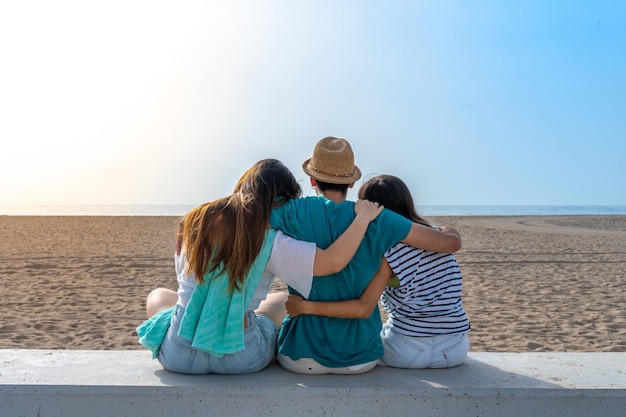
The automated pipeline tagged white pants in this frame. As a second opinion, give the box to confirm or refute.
[277,353,378,375]
[379,322,469,369]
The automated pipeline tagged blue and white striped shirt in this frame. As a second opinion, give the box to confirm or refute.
[381,241,470,337]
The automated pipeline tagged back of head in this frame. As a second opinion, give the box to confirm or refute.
[185,159,301,291]
[358,175,431,227]
[234,158,302,213]
[314,179,351,196]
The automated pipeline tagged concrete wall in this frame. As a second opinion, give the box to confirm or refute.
[1,350,625,417]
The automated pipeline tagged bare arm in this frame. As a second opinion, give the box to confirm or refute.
[312,200,383,276]
[175,220,184,255]
[402,223,462,253]
[286,257,394,319]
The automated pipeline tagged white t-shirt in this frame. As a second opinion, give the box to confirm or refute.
[175,230,315,310]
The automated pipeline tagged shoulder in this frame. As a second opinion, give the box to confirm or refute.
[272,230,315,250]
[377,207,410,223]
[270,231,316,267]
[270,197,307,227]
[385,241,420,258]
[268,232,313,267]
[273,196,327,214]
[272,196,343,221]
[371,208,413,235]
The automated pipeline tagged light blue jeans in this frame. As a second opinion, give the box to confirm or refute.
[379,321,469,369]
[157,304,278,374]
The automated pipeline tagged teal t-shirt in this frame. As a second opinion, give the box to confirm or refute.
[270,196,412,367]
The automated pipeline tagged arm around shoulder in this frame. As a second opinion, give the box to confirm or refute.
[402,223,462,253]
[286,258,393,319]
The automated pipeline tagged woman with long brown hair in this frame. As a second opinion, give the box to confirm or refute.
[138,159,382,374]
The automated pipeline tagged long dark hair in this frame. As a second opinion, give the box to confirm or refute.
[358,175,431,227]
[182,159,301,291]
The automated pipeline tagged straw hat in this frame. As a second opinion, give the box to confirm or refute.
[302,137,362,184]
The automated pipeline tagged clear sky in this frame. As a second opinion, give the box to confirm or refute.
[1,1,625,207]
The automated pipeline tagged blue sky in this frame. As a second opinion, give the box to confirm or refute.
[1,1,624,207]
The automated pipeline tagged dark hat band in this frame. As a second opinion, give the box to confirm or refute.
[308,163,357,178]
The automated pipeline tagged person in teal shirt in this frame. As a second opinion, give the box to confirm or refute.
[270,137,462,374]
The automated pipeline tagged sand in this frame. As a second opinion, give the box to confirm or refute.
[1,215,625,352]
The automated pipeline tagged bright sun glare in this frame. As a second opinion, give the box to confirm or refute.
[1,2,223,204]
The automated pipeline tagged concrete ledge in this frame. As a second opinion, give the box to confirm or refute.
[1,350,625,417]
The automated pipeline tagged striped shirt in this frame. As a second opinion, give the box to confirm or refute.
[381,241,470,337]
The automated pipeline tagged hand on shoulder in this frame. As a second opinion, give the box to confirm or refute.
[354,199,384,222]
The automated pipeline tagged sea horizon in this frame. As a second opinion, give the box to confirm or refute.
[2,204,626,217]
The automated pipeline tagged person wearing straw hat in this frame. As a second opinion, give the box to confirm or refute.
[270,137,462,374]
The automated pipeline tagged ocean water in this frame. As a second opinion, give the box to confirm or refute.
[2,204,626,216]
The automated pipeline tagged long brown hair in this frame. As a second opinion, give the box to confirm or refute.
[358,175,431,227]
[181,159,301,291]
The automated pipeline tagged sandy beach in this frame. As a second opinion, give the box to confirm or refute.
[1,215,625,352]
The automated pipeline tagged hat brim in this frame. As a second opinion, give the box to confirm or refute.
[302,159,362,185]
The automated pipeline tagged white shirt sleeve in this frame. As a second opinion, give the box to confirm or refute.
[265,230,316,299]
